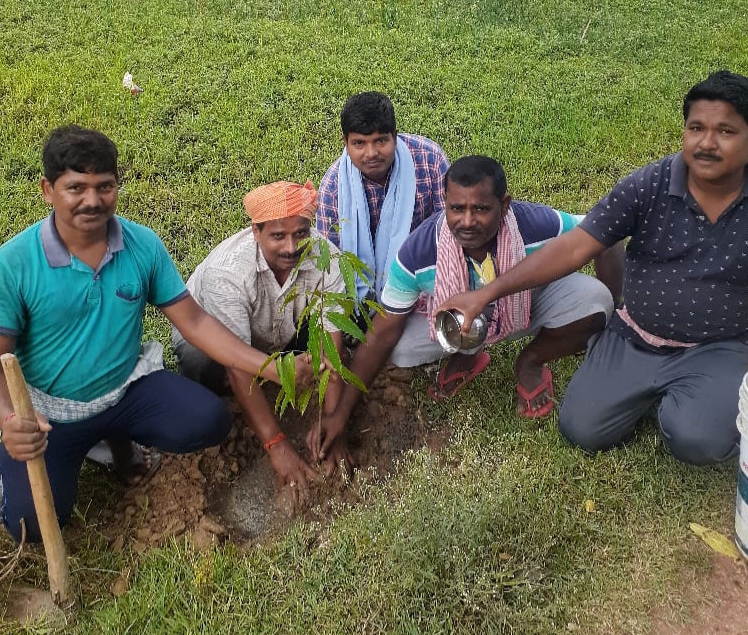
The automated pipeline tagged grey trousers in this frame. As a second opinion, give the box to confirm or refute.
[390,272,613,367]
[559,328,748,465]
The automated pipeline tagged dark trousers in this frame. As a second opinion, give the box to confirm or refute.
[0,370,230,543]
[559,329,748,465]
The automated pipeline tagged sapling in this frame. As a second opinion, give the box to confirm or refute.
[258,233,382,430]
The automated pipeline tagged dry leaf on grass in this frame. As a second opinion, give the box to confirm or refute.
[689,522,742,561]
[111,567,131,597]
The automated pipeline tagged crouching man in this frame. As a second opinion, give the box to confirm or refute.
[173,181,348,502]
[439,72,748,465]
[0,126,317,543]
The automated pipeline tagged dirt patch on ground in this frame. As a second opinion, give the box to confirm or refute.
[99,365,445,550]
[650,555,748,635]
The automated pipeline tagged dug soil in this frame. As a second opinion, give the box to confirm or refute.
[651,555,748,635]
[99,365,447,551]
[36,364,748,634]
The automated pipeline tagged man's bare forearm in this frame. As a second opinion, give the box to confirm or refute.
[333,311,409,422]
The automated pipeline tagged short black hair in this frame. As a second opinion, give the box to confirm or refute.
[340,91,397,139]
[42,125,118,185]
[445,155,507,199]
[683,70,748,125]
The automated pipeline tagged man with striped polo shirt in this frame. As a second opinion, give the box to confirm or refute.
[307,155,620,463]
[437,71,748,465]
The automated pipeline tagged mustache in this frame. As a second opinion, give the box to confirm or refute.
[693,152,721,161]
[278,250,302,259]
[75,206,105,215]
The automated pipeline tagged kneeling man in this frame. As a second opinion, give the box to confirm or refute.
[308,155,618,460]
[173,181,348,496]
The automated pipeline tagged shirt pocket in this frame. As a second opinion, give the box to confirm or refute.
[115,282,144,302]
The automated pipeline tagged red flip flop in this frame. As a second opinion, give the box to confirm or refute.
[516,366,555,419]
[428,352,491,402]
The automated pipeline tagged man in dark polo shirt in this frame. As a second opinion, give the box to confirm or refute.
[437,70,748,465]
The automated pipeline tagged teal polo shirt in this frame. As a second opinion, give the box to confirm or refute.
[0,213,188,401]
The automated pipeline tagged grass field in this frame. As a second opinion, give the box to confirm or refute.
[1,0,747,632]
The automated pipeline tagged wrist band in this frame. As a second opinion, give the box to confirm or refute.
[263,431,286,452]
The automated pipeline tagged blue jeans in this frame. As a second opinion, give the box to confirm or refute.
[0,370,230,543]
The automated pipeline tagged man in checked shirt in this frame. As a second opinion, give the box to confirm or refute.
[317,91,450,302]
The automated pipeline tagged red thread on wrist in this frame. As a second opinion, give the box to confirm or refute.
[263,431,286,452]
[3,413,15,423]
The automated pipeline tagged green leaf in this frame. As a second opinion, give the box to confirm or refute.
[276,353,296,406]
[348,257,374,285]
[298,387,313,415]
[290,239,314,279]
[321,330,342,373]
[326,311,366,342]
[338,256,357,298]
[316,239,331,273]
[297,303,315,329]
[339,298,356,315]
[280,285,300,310]
[308,320,321,373]
[363,299,386,318]
[284,353,298,404]
[358,309,373,334]
[258,352,278,380]
[297,236,314,251]
[339,365,367,392]
[318,368,331,407]
[275,388,290,418]
[322,292,352,308]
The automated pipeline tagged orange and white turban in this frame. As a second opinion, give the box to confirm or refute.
[243,180,317,223]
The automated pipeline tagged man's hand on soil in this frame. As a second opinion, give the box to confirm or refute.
[1,411,52,462]
[306,413,346,462]
[268,439,318,505]
[320,437,353,479]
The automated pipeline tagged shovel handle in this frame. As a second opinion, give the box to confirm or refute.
[1,353,72,608]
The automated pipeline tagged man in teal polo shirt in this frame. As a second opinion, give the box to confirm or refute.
[0,125,318,543]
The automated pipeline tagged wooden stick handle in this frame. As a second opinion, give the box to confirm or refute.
[1,353,72,608]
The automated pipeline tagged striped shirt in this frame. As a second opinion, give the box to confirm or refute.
[382,202,580,313]
[316,133,450,247]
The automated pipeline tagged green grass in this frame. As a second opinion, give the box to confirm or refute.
[1,0,746,632]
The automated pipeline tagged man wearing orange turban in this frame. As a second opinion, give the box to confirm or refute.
[172,181,350,498]
[243,180,317,224]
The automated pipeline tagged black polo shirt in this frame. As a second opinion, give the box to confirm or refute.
[580,152,748,348]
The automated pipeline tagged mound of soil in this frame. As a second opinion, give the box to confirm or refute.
[100,366,446,550]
